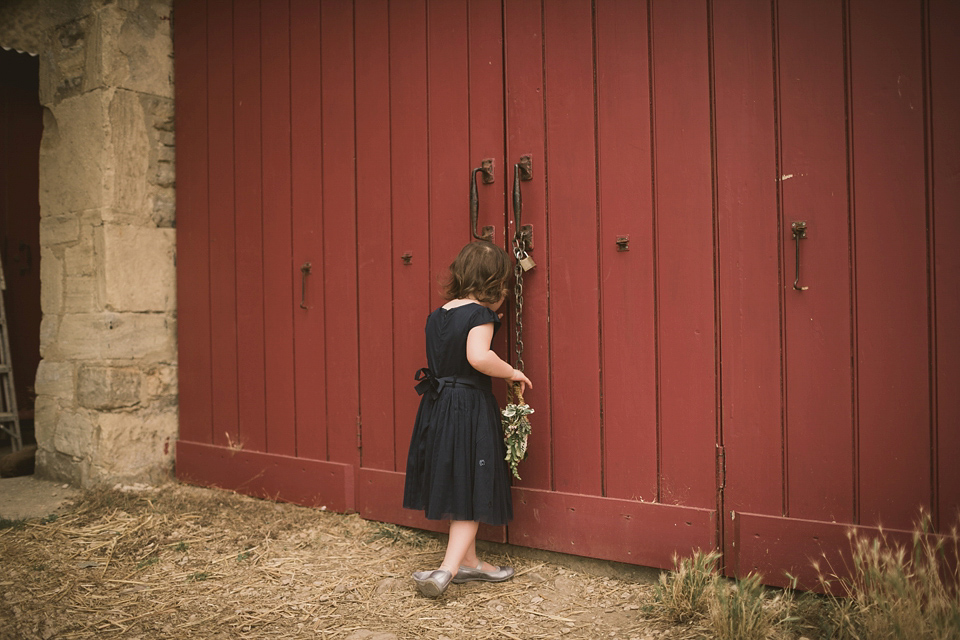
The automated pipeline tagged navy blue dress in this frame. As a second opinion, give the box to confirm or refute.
[402,303,513,526]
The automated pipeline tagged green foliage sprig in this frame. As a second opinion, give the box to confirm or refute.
[501,383,534,480]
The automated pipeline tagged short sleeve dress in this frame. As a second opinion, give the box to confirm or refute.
[402,303,513,526]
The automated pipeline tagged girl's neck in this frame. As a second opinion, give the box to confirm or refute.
[443,297,492,311]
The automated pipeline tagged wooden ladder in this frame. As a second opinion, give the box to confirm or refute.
[0,263,22,452]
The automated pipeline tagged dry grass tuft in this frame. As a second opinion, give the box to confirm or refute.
[817,511,960,640]
[651,550,720,624]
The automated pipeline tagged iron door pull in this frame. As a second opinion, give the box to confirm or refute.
[791,221,808,291]
[300,262,312,309]
[470,159,495,242]
[512,155,534,267]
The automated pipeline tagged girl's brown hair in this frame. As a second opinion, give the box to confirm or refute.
[443,241,512,304]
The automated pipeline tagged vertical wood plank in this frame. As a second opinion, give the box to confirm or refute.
[390,0,431,472]
[542,0,602,496]
[233,0,267,453]
[320,0,360,466]
[469,0,508,414]
[290,0,327,461]
[174,0,212,444]
[595,0,658,502]
[650,0,716,509]
[426,0,470,311]
[207,0,240,449]
[778,0,855,524]
[713,0,782,525]
[931,0,960,526]
[261,0,296,456]
[355,0,395,471]
[850,0,930,529]
[503,0,552,491]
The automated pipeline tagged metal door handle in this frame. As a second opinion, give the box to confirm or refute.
[512,155,534,253]
[470,159,495,242]
[791,221,808,291]
[300,262,312,309]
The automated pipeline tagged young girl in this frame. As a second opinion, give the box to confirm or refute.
[403,240,533,598]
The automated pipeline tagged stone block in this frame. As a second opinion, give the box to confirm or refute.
[33,394,60,450]
[39,315,60,358]
[39,215,80,246]
[63,225,97,275]
[36,448,89,487]
[94,408,177,482]
[39,92,106,215]
[143,364,177,399]
[62,275,100,313]
[40,247,63,316]
[94,1,173,99]
[107,89,150,216]
[78,365,141,409]
[34,360,76,398]
[57,312,177,362]
[54,409,95,459]
[98,224,176,312]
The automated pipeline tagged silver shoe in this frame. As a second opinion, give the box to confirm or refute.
[451,563,515,584]
[412,569,453,597]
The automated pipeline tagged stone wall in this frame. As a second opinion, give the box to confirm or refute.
[1,0,177,486]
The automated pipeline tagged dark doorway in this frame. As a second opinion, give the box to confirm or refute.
[0,47,42,449]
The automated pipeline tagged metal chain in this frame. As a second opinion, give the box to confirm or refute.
[513,247,525,373]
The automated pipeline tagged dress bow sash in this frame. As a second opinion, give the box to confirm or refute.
[414,368,484,398]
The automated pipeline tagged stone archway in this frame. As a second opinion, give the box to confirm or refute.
[0,0,178,486]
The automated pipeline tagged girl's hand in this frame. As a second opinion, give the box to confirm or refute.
[508,369,533,392]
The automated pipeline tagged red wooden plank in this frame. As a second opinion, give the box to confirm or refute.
[427,0,470,312]
[355,0,396,472]
[357,468,506,543]
[595,0,657,502]
[320,2,360,467]
[931,0,960,528]
[207,0,240,449]
[713,0,781,534]
[469,0,506,252]
[650,0,716,508]
[503,0,552,491]
[390,0,431,472]
[778,0,855,524]
[542,0,602,496]
[511,487,716,568]
[734,511,926,591]
[260,0,296,457]
[468,0,509,410]
[173,0,212,444]
[850,0,930,529]
[177,441,355,513]
[290,0,327,461]
[233,0,267,453]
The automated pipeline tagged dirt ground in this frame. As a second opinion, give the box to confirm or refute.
[0,481,733,640]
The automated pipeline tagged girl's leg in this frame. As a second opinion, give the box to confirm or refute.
[439,520,479,574]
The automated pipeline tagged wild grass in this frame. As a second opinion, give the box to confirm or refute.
[652,549,721,623]
[817,511,960,640]
[652,513,960,640]
[707,572,795,640]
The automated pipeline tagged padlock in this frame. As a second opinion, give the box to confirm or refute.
[518,252,536,272]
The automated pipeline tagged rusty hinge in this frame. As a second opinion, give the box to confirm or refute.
[716,444,726,491]
[356,416,362,451]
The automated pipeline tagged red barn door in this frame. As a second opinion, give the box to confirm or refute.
[715,0,960,588]
[175,0,959,583]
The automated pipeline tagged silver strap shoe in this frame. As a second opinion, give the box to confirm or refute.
[412,569,453,597]
[451,563,515,584]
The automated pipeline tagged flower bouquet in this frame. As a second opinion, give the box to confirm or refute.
[501,382,534,480]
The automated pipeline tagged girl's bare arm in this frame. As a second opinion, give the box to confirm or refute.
[466,323,533,391]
